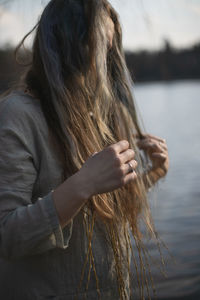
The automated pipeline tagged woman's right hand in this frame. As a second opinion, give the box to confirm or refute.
[78,140,138,197]
[52,140,137,228]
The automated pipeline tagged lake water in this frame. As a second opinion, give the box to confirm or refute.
[133,80,200,299]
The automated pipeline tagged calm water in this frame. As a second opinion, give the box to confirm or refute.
[134,80,200,299]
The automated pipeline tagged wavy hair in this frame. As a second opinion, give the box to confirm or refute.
[14,0,167,298]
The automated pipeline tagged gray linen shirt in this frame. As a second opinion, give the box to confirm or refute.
[0,92,130,300]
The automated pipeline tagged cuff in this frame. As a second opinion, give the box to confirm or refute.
[38,190,73,249]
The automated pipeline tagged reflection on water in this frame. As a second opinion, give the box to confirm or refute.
[134,80,200,299]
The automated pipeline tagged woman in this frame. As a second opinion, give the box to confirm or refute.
[0,0,169,299]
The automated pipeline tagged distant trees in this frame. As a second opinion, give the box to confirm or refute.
[0,40,200,92]
[0,47,25,92]
[125,40,200,82]
[0,47,17,91]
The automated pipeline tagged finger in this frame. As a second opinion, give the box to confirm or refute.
[124,171,137,185]
[138,141,163,152]
[111,140,129,154]
[146,134,166,143]
[137,137,155,146]
[119,149,135,163]
[139,138,168,152]
[123,159,138,175]
[158,143,168,151]
[152,141,168,153]
[151,152,167,160]
[138,137,166,148]
[91,151,98,157]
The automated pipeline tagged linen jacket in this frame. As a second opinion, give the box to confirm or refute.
[0,92,130,300]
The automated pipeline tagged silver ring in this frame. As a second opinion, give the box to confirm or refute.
[128,162,134,173]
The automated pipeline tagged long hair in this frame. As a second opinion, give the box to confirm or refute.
[14,0,167,298]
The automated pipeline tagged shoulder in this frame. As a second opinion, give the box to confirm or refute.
[0,91,41,120]
[0,91,47,132]
[0,91,51,167]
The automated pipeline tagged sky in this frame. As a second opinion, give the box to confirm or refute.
[0,0,200,51]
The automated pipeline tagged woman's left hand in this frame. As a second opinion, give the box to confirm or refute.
[137,133,169,178]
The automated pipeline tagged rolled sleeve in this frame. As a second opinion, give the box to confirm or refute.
[36,190,74,250]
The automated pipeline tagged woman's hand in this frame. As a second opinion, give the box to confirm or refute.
[137,134,169,179]
[52,140,137,228]
[78,140,138,197]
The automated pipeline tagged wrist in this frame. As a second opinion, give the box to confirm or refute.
[73,169,93,201]
[52,170,93,228]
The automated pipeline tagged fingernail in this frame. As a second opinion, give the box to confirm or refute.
[91,152,98,157]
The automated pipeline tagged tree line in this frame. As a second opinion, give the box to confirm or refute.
[0,40,200,92]
[126,40,200,82]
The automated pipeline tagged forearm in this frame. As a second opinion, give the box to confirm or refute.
[52,171,91,229]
